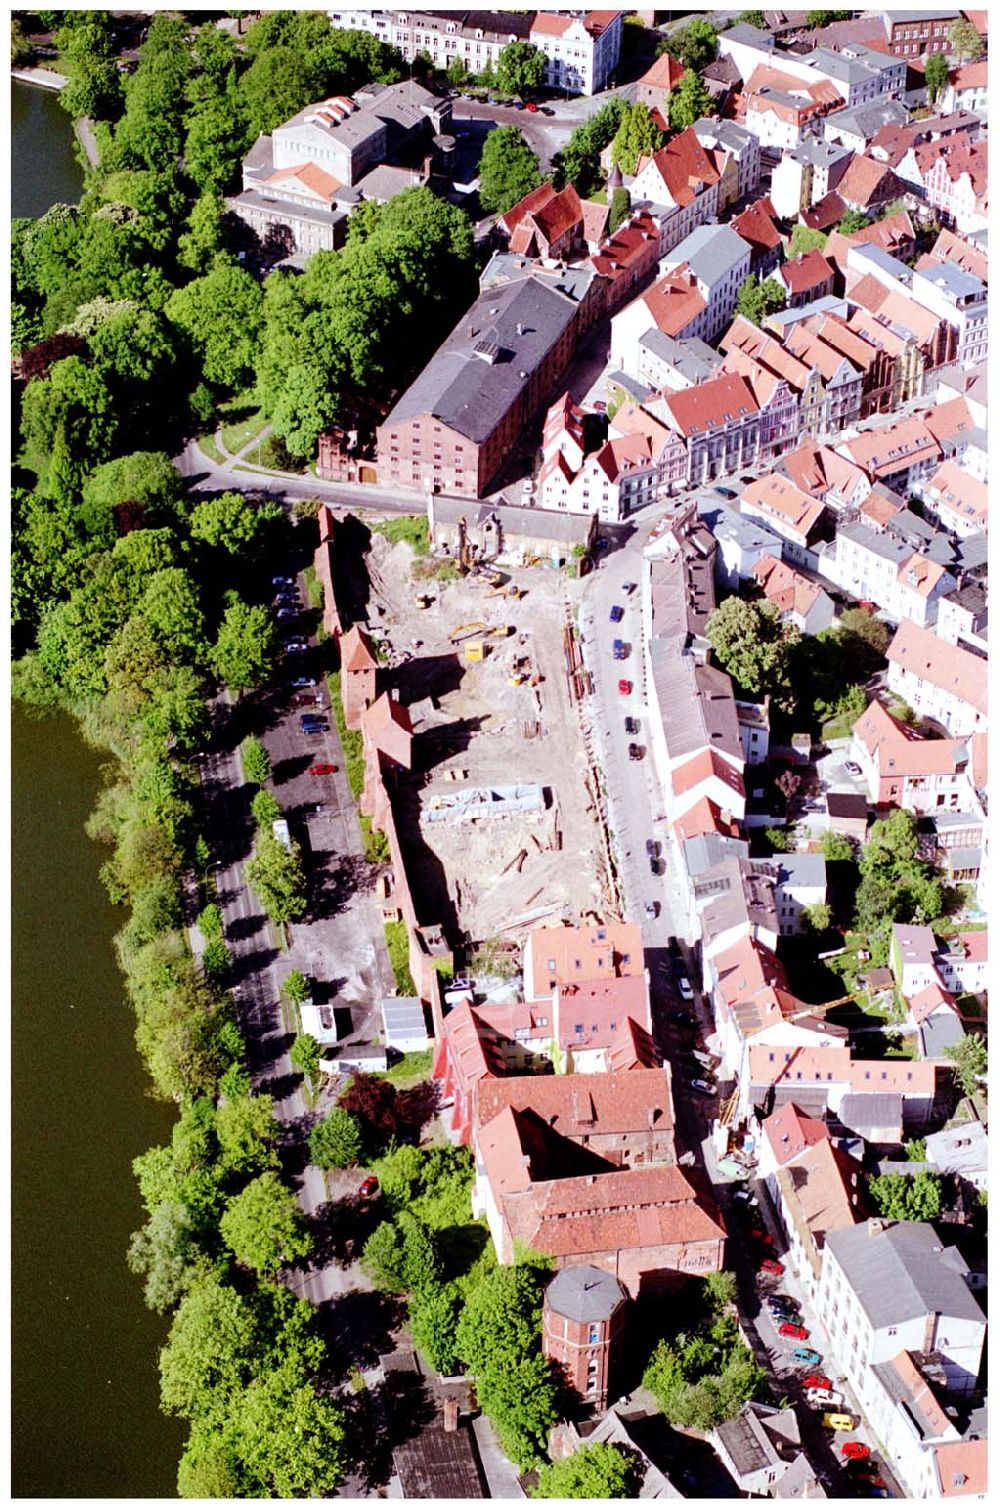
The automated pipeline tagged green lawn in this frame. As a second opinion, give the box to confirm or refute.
[378,1049,433,1088]
[371,515,430,555]
[222,407,268,456]
[384,919,417,996]
[198,431,225,465]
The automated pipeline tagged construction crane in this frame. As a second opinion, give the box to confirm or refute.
[449,621,486,643]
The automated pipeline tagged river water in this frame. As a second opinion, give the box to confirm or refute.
[11,82,184,1498]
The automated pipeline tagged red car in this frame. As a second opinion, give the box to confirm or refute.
[748,1228,774,1244]
[842,1443,870,1461]
[759,1257,785,1275]
[803,1374,831,1391]
[525,100,538,111]
[358,1175,379,1198]
[618,679,632,695]
[309,762,338,775]
[779,1322,809,1340]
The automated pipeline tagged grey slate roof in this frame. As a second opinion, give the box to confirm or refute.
[683,832,750,877]
[430,495,595,547]
[545,1264,628,1323]
[648,643,743,763]
[381,997,427,1040]
[920,1011,965,1060]
[702,503,784,554]
[639,329,723,384]
[837,1093,902,1134]
[607,367,655,403]
[917,261,986,299]
[722,21,776,46]
[824,98,909,140]
[840,519,911,565]
[663,223,751,288]
[793,136,853,170]
[383,274,580,443]
[869,1356,950,1441]
[768,852,827,888]
[824,1220,985,1329]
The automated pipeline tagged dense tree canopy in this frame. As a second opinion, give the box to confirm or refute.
[532,1443,636,1499]
[707,597,799,706]
[870,1171,943,1222]
[669,69,713,132]
[477,126,542,213]
[496,40,545,96]
[611,101,662,176]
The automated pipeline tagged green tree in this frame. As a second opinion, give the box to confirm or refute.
[611,101,662,176]
[496,40,545,96]
[290,1032,322,1087]
[668,18,718,72]
[803,902,833,934]
[924,51,949,104]
[185,88,250,196]
[241,736,271,787]
[556,96,626,196]
[127,1200,206,1313]
[270,360,339,457]
[704,1269,738,1311]
[308,1107,363,1170]
[477,1352,559,1470]
[141,567,207,663]
[201,938,231,982]
[669,68,713,132]
[160,1277,260,1421]
[210,598,278,694]
[820,829,854,862]
[11,18,32,63]
[251,789,282,828]
[477,126,542,214]
[947,17,984,62]
[788,223,828,257]
[905,1138,927,1161]
[608,185,631,234]
[408,1282,463,1375]
[446,57,467,88]
[838,606,891,657]
[532,1443,635,1499]
[456,1262,547,1374]
[191,492,284,559]
[869,1171,942,1222]
[737,10,766,25]
[707,597,799,704]
[283,969,310,1005]
[245,832,307,924]
[239,45,315,137]
[20,355,117,484]
[220,1172,312,1275]
[166,264,264,391]
[215,1093,280,1178]
[736,274,787,326]
[176,191,226,275]
[229,1372,347,1497]
[837,207,870,235]
[945,1035,987,1097]
[197,903,224,941]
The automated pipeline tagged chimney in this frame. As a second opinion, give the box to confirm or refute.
[442,1396,460,1433]
[868,1218,885,1237]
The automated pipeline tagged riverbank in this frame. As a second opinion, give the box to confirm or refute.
[11,64,68,88]
[12,69,100,170]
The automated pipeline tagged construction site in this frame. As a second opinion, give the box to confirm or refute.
[359,524,616,961]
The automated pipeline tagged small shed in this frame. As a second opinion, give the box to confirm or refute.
[300,997,341,1046]
[826,791,868,842]
[331,1041,389,1074]
[382,996,430,1054]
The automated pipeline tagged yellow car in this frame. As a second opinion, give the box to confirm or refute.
[822,1412,855,1431]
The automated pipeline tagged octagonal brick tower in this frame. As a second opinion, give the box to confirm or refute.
[542,1265,628,1411]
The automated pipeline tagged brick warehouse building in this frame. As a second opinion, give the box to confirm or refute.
[376,264,600,498]
[542,1265,628,1410]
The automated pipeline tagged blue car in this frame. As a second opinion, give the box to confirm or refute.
[609,604,624,623]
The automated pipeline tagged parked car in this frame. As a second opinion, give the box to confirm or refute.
[713,485,737,499]
[595,536,610,552]
[750,1229,775,1245]
[309,763,338,776]
[807,1388,843,1407]
[862,1489,888,1499]
[617,679,632,695]
[841,1443,870,1461]
[613,637,628,659]
[649,855,662,875]
[628,742,644,761]
[291,677,317,688]
[645,838,659,858]
[284,637,308,651]
[759,1257,785,1275]
[779,1322,809,1340]
[847,1459,881,1479]
[272,575,294,586]
[733,1188,757,1205]
[844,760,863,776]
[609,604,624,623]
[525,100,538,111]
[802,1374,831,1392]
[592,399,607,413]
[277,607,298,620]
[623,580,637,595]
[300,718,329,733]
[624,716,640,734]
[687,1078,715,1096]
[793,1347,822,1366]
[358,1175,379,1198]
[644,900,658,919]
[823,1412,854,1431]
[676,975,694,1000]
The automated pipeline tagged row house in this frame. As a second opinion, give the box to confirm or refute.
[885,618,987,737]
[878,9,964,58]
[642,509,718,662]
[823,210,918,283]
[892,922,988,999]
[915,136,988,235]
[658,223,752,344]
[774,248,836,308]
[847,271,955,383]
[779,435,871,515]
[937,584,988,656]
[474,1110,725,1290]
[739,471,827,568]
[609,398,687,495]
[817,1219,986,1410]
[800,43,905,106]
[741,75,838,153]
[745,1043,938,1134]
[835,152,906,215]
[836,413,942,495]
[865,1352,988,1502]
[843,300,928,416]
[865,111,984,198]
[378,262,598,497]
[477,1069,672,1172]
[633,330,722,396]
[758,1104,865,1306]
[626,126,722,257]
[832,520,956,627]
[587,210,661,315]
[530,10,623,97]
[499,181,584,261]
[539,430,661,522]
[609,268,709,377]
[769,135,852,218]
[752,554,835,634]
[661,372,761,485]
[940,60,989,116]
[728,196,783,278]
[707,507,785,593]
[852,699,976,814]
[720,315,813,450]
[823,97,910,151]
[921,461,988,539]
[909,262,988,368]
[523,918,645,1003]
[718,344,799,459]
[692,118,762,207]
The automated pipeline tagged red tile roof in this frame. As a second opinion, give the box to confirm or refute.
[525,920,644,991]
[731,196,782,252]
[664,372,758,439]
[852,698,969,778]
[674,796,742,842]
[762,1102,831,1167]
[671,748,746,801]
[923,397,974,445]
[933,1439,988,1499]
[837,154,900,210]
[531,11,573,36]
[886,620,987,718]
[477,1068,673,1143]
[779,248,835,296]
[752,555,823,618]
[800,190,845,231]
[638,51,685,92]
[340,623,378,672]
[640,268,708,338]
[638,126,720,208]
[741,472,825,540]
[840,416,940,479]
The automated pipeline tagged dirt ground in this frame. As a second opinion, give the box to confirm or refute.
[363,531,610,947]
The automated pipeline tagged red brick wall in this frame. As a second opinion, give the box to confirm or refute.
[542,1302,625,1408]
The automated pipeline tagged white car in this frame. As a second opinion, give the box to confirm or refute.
[676,976,694,1000]
[807,1388,843,1407]
[734,1188,757,1205]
